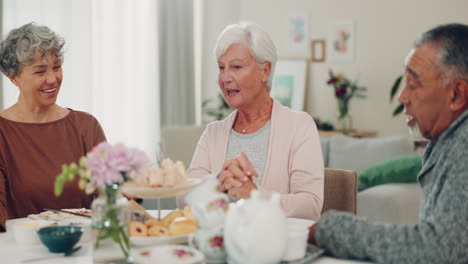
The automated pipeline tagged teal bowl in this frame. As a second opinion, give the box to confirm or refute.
[37,226,83,253]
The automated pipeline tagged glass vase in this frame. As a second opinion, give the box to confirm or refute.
[336,114,352,133]
[91,183,131,263]
[336,99,352,132]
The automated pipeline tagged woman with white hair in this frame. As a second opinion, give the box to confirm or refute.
[188,23,324,220]
[0,22,106,231]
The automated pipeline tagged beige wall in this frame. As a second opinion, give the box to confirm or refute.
[201,0,468,136]
[200,0,240,107]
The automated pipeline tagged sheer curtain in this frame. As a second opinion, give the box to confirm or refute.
[2,0,160,161]
[158,0,196,126]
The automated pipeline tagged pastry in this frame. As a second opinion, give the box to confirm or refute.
[129,221,148,237]
[127,200,154,221]
[132,158,189,188]
[148,223,170,237]
[129,208,199,237]
[145,219,163,228]
[168,217,198,236]
[161,210,184,226]
[182,207,198,224]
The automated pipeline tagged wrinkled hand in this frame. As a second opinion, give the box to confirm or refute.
[227,179,257,199]
[218,152,258,193]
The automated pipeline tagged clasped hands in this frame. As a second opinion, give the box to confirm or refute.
[217,152,258,199]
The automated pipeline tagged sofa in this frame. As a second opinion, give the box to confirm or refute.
[321,134,421,224]
[147,125,421,225]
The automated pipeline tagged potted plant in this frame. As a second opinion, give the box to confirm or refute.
[202,93,233,121]
[390,75,404,116]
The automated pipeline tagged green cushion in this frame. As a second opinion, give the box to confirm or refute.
[359,155,422,190]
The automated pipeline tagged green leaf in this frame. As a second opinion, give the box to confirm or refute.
[205,110,219,116]
[202,99,212,107]
[54,174,66,196]
[54,164,80,196]
[390,75,403,102]
[393,103,405,116]
[202,93,233,121]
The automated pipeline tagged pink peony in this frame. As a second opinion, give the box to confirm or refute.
[86,142,150,189]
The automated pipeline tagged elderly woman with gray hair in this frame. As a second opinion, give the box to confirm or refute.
[188,23,324,220]
[0,22,106,231]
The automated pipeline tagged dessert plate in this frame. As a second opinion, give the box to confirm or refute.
[121,178,203,199]
[132,244,205,264]
[28,208,91,222]
[130,234,189,247]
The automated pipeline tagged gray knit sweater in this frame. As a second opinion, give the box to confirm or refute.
[315,110,468,263]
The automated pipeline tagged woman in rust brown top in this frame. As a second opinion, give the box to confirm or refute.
[0,23,106,231]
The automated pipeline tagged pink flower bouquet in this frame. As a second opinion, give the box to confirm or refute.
[54,142,149,195]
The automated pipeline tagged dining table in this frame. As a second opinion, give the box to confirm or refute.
[0,210,370,264]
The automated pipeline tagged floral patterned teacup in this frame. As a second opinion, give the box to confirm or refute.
[189,227,227,263]
[185,178,229,228]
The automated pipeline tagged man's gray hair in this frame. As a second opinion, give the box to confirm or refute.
[0,22,65,76]
[415,23,468,84]
[214,22,278,91]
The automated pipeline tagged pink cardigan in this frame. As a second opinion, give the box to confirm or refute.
[188,100,324,220]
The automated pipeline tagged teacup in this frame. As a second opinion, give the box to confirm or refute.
[282,224,309,261]
[189,227,227,263]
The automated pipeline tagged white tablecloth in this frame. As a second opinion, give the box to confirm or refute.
[0,210,368,264]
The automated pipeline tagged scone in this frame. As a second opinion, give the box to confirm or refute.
[129,221,148,237]
[148,223,170,237]
[162,210,184,226]
[168,217,198,236]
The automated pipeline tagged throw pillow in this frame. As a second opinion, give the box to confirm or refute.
[359,155,422,190]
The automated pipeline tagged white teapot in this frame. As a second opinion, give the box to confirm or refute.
[185,177,229,229]
[224,190,287,264]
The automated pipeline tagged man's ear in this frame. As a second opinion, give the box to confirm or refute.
[449,79,468,111]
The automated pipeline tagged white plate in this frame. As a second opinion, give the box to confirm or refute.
[132,245,205,264]
[130,234,189,247]
[30,208,91,221]
[121,178,203,199]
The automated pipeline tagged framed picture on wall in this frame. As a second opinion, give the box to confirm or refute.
[271,59,308,111]
[328,20,354,62]
[287,11,310,56]
[311,39,326,62]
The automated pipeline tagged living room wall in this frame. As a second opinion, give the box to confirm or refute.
[200,0,468,136]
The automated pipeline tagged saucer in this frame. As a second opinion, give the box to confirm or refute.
[132,245,205,264]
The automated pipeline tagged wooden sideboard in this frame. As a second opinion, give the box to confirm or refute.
[318,129,378,138]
